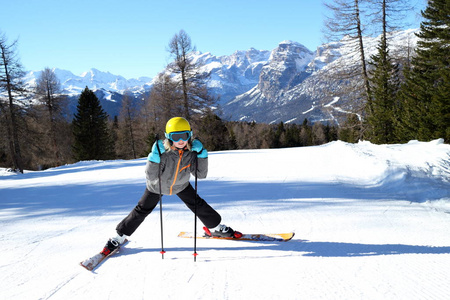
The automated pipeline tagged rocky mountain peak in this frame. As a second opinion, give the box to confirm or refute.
[258,41,314,100]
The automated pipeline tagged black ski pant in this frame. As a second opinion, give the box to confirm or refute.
[116,183,221,236]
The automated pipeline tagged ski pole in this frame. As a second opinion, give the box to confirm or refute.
[193,152,199,261]
[155,134,165,259]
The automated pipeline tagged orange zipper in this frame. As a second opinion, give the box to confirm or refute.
[179,165,191,173]
[169,150,183,195]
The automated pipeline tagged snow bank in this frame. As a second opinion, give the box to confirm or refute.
[208,139,449,202]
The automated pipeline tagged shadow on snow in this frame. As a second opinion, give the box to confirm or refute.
[117,239,450,259]
[1,177,447,221]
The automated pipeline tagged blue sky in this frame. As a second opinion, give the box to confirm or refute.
[2,0,425,79]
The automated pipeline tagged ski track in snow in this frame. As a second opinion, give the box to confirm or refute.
[1,140,449,299]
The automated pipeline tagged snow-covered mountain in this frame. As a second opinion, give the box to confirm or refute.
[224,40,316,122]
[24,68,152,96]
[23,29,418,123]
[193,48,271,104]
[224,29,419,124]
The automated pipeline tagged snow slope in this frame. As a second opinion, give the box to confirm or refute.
[1,140,449,300]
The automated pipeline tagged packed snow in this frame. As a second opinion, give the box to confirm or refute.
[1,139,450,299]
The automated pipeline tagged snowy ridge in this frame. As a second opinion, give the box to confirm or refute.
[1,140,450,299]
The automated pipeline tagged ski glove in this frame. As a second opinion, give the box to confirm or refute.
[192,139,208,158]
[148,140,165,163]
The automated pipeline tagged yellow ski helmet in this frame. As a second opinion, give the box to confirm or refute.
[165,117,191,134]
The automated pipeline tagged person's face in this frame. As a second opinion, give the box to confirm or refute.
[172,139,188,149]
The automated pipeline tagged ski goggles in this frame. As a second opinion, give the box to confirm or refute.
[165,131,192,142]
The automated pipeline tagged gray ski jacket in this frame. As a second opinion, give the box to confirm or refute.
[145,146,207,195]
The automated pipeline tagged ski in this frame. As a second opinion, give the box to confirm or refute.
[80,239,128,271]
[178,232,294,242]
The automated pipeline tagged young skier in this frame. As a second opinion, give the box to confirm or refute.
[101,117,241,256]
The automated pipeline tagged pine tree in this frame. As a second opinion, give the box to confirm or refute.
[226,123,238,150]
[272,122,285,148]
[72,87,114,161]
[339,114,361,143]
[366,34,401,143]
[283,124,301,147]
[325,123,338,142]
[399,0,450,142]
